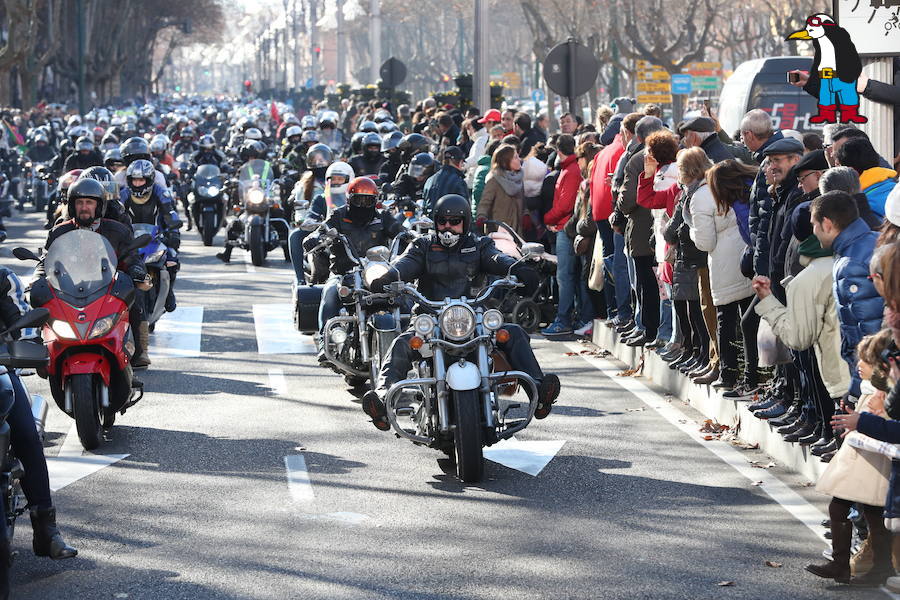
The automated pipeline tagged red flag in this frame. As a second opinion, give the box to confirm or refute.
[270,101,280,125]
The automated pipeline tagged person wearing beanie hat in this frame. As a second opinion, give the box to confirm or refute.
[600,97,637,146]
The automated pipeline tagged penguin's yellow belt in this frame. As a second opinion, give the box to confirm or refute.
[819,68,834,79]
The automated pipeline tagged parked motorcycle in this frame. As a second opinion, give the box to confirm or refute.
[189,164,227,246]
[236,158,289,266]
[381,269,542,483]
[0,308,52,596]
[13,230,149,450]
[132,223,171,328]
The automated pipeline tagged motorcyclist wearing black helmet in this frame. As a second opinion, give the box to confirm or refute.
[377,131,405,184]
[79,166,131,228]
[172,126,199,158]
[190,135,228,169]
[361,193,560,430]
[63,136,103,172]
[348,132,385,177]
[115,137,168,191]
[392,152,435,201]
[314,176,403,362]
[25,132,56,163]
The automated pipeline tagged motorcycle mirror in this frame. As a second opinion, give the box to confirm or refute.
[125,233,153,254]
[12,247,40,262]
[2,307,49,336]
[521,242,545,258]
[365,246,391,262]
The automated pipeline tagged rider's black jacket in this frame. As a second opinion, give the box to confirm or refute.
[172,141,199,158]
[62,151,103,172]
[189,149,228,168]
[348,154,386,178]
[25,145,56,163]
[38,219,147,282]
[323,205,403,275]
[386,232,537,301]
[378,153,403,185]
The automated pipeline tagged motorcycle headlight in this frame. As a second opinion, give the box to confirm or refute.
[207,185,220,196]
[439,304,476,341]
[482,309,504,331]
[363,262,390,289]
[329,326,347,345]
[89,314,120,339]
[50,319,78,339]
[413,314,434,336]
[198,185,210,196]
[147,247,165,263]
[247,189,265,204]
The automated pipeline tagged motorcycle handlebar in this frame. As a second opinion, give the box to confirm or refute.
[388,276,520,310]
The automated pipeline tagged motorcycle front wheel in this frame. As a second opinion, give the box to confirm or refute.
[71,374,101,450]
[452,389,484,483]
[248,223,265,266]
[201,212,216,246]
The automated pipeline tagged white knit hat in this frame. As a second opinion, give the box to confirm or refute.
[886,181,900,227]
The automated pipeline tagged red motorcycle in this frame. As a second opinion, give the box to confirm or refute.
[14,229,148,450]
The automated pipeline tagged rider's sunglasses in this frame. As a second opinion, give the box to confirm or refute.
[437,217,463,226]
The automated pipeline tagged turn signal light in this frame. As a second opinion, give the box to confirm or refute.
[409,336,424,350]
[496,329,510,343]
[338,285,352,297]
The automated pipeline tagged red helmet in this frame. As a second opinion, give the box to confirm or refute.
[347,176,378,207]
[58,169,83,198]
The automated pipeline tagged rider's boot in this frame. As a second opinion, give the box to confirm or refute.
[30,507,77,559]
[164,267,177,312]
[131,321,152,369]
[216,245,233,263]
[533,373,560,419]
[362,389,391,431]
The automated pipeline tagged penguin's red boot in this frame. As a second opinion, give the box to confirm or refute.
[810,104,837,124]
[839,105,868,124]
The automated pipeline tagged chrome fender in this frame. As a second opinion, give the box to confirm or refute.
[445,360,480,391]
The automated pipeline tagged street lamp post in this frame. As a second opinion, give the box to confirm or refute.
[473,0,489,112]
[369,0,381,84]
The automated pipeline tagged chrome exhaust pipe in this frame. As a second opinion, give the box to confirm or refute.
[100,383,109,408]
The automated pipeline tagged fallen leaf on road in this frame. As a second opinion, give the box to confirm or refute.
[765,561,783,568]
[700,419,730,434]
[750,461,777,469]
[626,407,645,412]
[703,435,715,441]
[564,352,578,356]
[717,581,735,586]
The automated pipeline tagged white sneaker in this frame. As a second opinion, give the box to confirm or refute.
[574,322,593,336]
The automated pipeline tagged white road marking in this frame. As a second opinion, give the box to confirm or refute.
[566,342,830,544]
[47,422,129,492]
[241,249,256,273]
[284,454,314,502]
[267,368,288,395]
[483,438,565,476]
[252,303,316,354]
[148,306,204,359]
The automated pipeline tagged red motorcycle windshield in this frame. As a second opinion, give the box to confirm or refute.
[44,229,116,304]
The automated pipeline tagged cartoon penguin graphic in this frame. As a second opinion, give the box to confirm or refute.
[787,13,867,124]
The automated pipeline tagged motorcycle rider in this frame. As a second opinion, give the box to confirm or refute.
[377,131,404,184]
[287,151,344,282]
[121,159,182,315]
[315,176,403,361]
[190,135,228,169]
[392,152,435,203]
[0,268,78,575]
[362,193,560,430]
[172,126,199,158]
[348,132,385,177]
[279,125,303,160]
[103,148,125,174]
[422,146,468,214]
[46,169,82,229]
[79,166,131,228]
[36,178,151,365]
[62,136,103,172]
[25,132,57,163]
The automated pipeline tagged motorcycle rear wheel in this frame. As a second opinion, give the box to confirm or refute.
[452,389,484,483]
[201,212,216,246]
[71,374,101,451]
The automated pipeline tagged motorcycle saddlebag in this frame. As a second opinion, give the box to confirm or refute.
[294,285,323,335]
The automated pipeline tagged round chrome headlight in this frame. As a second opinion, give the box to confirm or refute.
[482,309,504,331]
[206,185,220,196]
[330,326,347,345]
[247,188,265,204]
[363,262,390,289]
[439,304,475,341]
[413,314,433,336]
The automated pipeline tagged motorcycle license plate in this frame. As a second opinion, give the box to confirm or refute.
[202,206,216,212]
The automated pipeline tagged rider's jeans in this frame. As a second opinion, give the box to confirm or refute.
[288,228,309,283]
[1,371,51,510]
[376,324,544,393]
[318,276,344,334]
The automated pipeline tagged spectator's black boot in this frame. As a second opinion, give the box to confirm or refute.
[30,507,77,560]
[806,519,851,583]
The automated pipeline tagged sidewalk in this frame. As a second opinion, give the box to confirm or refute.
[591,320,828,483]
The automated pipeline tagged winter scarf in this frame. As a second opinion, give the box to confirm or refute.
[492,168,524,199]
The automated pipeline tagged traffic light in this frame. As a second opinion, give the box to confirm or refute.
[244,80,252,92]
[314,46,321,56]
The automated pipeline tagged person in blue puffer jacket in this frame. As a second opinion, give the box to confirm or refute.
[835,137,897,218]
[811,191,885,400]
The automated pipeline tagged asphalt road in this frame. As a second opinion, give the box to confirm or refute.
[0,208,886,600]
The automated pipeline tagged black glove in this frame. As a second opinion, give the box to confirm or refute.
[511,262,539,297]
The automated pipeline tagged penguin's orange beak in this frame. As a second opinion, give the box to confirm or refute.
[787,29,812,40]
